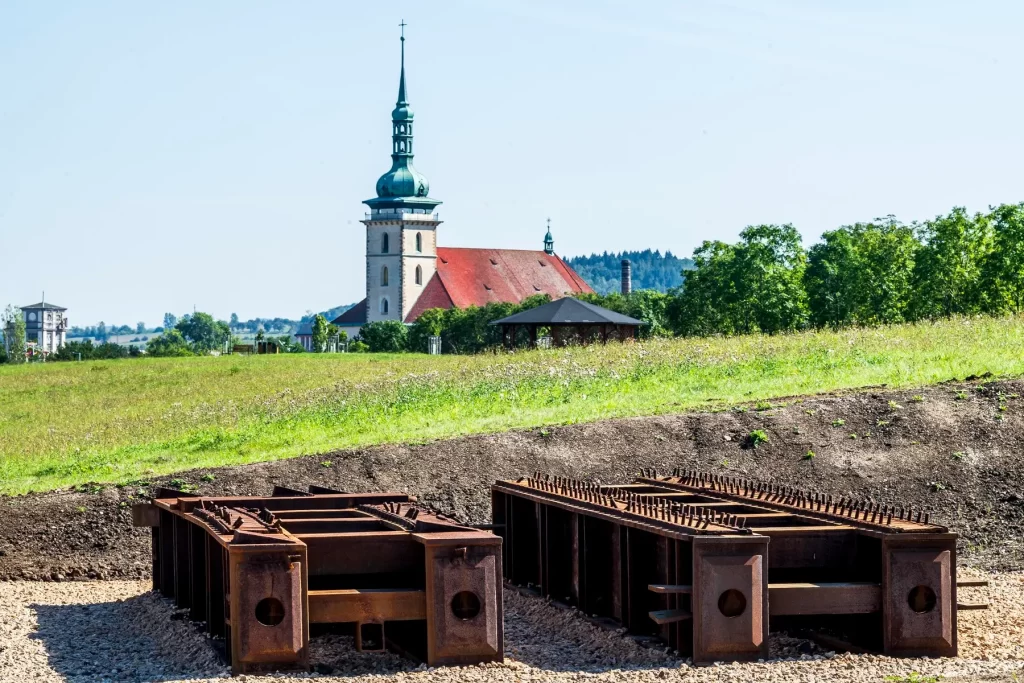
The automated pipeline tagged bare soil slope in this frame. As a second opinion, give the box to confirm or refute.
[2,379,1022,581]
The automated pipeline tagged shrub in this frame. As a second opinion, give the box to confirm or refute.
[360,320,408,353]
[146,329,193,357]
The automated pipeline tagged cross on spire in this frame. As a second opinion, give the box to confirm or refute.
[399,19,406,38]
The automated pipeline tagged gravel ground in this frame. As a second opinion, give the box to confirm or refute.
[1,568,1021,683]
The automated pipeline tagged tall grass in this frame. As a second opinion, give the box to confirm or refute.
[2,315,1023,495]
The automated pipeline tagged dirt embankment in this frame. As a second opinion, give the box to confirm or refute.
[2,379,1022,581]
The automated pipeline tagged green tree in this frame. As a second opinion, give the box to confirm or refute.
[980,203,1024,313]
[311,314,332,353]
[407,308,446,353]
[136,321,146,334]
[146,329,193,356]
[175,312,230,352]
[230,312,239,328]
[806,218,918,328]
[910,207,993,319]
[732,224,808,334]
[666,240,739,336]
[96,321,108,342]
[2,305,27,363]
[669,225,807,336]
[805,228,859,328]
[163,313,178,329]
[360,320,408,353]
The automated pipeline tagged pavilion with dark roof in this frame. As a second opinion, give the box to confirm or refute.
[490,298,643,348]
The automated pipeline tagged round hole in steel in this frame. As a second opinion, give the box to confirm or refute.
[451,591,482,621]
[255,597,286,626]
[718,589,747,618]
[907,585,937,614]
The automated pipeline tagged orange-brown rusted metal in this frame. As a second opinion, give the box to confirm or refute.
[134,489,503,674]
[493,469,966,661]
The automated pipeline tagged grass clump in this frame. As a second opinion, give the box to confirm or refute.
[3,315,1024,494]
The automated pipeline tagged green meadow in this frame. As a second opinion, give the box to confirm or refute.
[2,315,1024,495]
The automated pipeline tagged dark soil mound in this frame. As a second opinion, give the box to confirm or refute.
[2,379,1022,581]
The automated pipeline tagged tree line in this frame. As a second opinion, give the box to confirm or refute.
[670,203,1024,335]
[566,249,694,294]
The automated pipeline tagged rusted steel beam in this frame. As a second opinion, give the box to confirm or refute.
[768,582,881,615]
[494,470,966,661]
[308,588,427,623]
[134,489,503,674]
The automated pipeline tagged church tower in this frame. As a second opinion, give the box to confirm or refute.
[361,25,442,324]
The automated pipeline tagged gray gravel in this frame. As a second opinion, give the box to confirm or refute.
[1,570,1021,683]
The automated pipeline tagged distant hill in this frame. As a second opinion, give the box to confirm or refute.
[566,250,694,294]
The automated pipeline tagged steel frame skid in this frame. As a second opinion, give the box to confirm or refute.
[492,469,964,663]
[133,486,503,674]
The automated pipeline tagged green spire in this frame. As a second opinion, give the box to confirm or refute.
[365,22,440,211]
[396,21,408,106]
[544,218,554,255]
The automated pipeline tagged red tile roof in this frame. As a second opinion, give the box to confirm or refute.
[404,248,593,322]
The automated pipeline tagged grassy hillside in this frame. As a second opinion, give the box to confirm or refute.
[2,315,1024,495]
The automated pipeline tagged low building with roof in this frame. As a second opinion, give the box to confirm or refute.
[490,298,643,348]
[21,297,67,355]
[293,321,314,352]
[332,28,592,338]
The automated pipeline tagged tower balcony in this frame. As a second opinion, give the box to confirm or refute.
[365,207,439,222]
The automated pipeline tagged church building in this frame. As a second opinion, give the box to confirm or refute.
[333,30,592,337]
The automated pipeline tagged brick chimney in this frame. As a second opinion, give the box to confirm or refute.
[621,259,632,295]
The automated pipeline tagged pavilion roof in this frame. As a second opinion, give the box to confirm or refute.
[489,298,643,326]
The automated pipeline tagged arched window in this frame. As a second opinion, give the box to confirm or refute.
[380,297,389,314]
[381,266,389,287]
[415,232,422,252]
[415,265,423,285]
[381,232,389,253]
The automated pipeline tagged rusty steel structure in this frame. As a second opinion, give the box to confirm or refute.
[133,486,503,674]
[493,469,973,662]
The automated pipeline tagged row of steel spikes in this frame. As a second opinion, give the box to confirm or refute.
[524,472,748,531]
[193,500,273,533]
[664,468,932,526]
[362,502,421,530]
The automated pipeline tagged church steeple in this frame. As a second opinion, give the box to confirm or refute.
[365,22,440,211]
[544,218,555,255]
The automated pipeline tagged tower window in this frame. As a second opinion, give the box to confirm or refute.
[415,232,422,252]
[380,297,389,314]
[381,265,389,286]
[415,265,423,285]
[381,233,389,253]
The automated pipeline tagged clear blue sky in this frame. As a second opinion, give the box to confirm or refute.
[2,1,1021,326]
